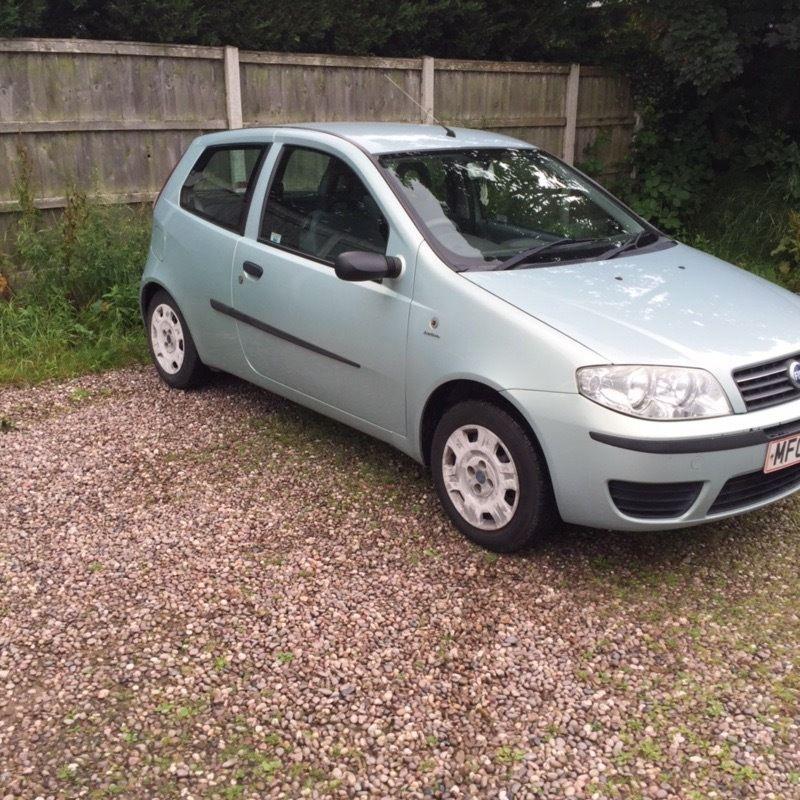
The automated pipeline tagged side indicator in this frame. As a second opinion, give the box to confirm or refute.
[424,318,440,339]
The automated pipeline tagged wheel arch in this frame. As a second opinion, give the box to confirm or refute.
[139,279,170,321]
[418,378,548,472]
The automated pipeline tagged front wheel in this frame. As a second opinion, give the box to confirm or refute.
[431,400,556,552]
[146,290,208,389]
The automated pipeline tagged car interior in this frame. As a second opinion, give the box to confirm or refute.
[260,147,389,260]
[180,146,263,230]
[384,151,628,260]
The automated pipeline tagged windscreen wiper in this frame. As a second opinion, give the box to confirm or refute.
[601,230,660,260]
[496,237,601,271]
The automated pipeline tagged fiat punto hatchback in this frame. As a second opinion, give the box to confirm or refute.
[142,123,800,551]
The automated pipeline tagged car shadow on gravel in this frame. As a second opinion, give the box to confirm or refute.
[207,371,794,590]
[205,369,430,482]
[545,519,732,564]
[536,502,796,604]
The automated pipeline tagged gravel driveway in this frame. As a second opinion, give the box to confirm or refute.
[1,367,798,799]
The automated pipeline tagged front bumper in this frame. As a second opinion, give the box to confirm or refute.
[504,390,800,531]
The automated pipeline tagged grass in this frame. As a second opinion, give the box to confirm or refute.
[495,745,526,766]
[0,414,16,432]
[214,655,230,672]
[0,298,148,385]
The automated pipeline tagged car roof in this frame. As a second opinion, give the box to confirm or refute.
[205,122,536,155]
[293,122,535,155]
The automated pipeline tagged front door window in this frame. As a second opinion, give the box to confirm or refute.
[259,146,389,262]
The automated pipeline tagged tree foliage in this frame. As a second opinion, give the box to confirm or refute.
[610,1,800,230]
[0,1,609,60]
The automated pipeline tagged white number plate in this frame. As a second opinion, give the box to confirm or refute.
[764,433,800,473]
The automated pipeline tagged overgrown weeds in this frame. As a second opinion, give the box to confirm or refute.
[578,121,797,291]
[0,148,150,385]
[608,101,800,291]
[0,297,148,384]
[683,173,795,289]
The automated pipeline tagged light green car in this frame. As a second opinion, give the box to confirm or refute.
[142,123,800,551]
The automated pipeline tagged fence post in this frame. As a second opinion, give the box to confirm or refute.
[224,45,243,129]
[421,56,435,124]
[562,63,580,164]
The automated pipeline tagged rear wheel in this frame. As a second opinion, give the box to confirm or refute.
[146,290,208,389]
[431,400,556,552]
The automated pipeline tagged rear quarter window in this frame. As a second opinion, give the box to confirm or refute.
[180,145,267,232]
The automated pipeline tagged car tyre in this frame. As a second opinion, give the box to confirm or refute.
[146,289,208,389]
[431,400,557,552]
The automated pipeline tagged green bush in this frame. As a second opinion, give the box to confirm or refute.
[0,153,151,384]
[617,107,715,235]
[610,1,800,271]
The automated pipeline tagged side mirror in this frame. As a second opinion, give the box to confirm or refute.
[334,251,402,282]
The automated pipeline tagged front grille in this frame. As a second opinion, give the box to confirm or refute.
[709,463,800,514]
[733,355,800,411]
[609,480,702,519]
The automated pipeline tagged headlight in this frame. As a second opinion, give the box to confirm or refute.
[577,365,731,420]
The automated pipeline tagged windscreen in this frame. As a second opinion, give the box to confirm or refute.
[379,148,646,270]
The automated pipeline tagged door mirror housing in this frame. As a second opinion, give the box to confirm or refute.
[334,251,402,282]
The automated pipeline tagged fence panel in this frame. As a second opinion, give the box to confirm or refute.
[575,67,636,177]
[434,60,571,157]
[240,52,424,126]
[0,39,227,216]
[0,38,635,256]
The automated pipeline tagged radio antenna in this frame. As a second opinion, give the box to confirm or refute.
[384,74,456,137]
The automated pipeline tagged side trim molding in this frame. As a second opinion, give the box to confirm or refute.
[210,299,361,368]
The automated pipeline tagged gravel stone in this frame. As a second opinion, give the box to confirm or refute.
[1,367,798,799]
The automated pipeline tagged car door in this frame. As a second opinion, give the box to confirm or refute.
[228,139,416,435]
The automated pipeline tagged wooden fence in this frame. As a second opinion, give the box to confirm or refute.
[0,37,635,248]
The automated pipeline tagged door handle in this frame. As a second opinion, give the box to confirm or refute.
[243,261,263,279]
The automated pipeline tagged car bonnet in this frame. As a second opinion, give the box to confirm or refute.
[462,243,800,372]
